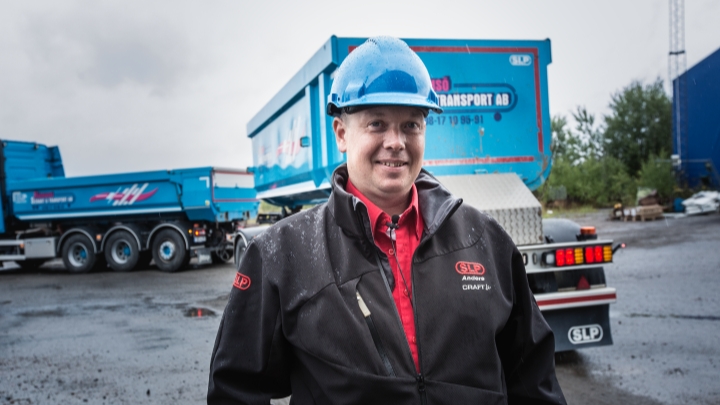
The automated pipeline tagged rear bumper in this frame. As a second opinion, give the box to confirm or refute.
[535,287,616,311]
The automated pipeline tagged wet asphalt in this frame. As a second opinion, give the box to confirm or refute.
[0,211,718,404]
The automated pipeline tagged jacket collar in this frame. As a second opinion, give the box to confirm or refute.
[328,164,462,239]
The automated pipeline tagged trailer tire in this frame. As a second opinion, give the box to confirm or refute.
[104,231,140,272]
[151,229,188,273]
[61,234,96,273]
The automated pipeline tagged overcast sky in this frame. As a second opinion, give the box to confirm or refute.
[1,0,718,176]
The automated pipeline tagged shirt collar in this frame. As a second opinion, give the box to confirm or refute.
[345,179,423,240]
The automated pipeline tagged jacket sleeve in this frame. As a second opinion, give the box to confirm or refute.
[208,241,292,405]
[498,247,567,405]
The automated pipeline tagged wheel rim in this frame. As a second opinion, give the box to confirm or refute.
[159,240,176,261]
[68,243,88,267]
[111,239,132,264]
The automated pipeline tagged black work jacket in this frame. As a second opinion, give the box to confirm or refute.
[208,165,566,405]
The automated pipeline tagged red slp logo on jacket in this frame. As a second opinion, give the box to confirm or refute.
[233,273,251,290]
[455,261,486,276]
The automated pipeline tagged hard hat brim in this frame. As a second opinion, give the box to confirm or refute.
[327,93,443,116]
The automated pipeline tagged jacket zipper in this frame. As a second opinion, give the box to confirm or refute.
[356,291,395,377]
[410,251,427,405]
[411,199,462,404]
[358,199,462,403]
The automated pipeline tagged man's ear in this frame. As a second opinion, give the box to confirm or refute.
[333,116,348,153]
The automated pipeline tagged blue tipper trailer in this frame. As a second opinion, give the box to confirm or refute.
[245,36,623,351]
[1,140,259,273]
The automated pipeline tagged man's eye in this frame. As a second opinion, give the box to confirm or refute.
[369,121,383,128]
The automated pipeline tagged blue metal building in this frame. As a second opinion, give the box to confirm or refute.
[673,46,720,188]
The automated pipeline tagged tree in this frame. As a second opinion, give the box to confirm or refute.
[551,107,603,165]
[603,79,672,177]
[551,115,574,161]
[571,106,604,161]
[638,152,675,201]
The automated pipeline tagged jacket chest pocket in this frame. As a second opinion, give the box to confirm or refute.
[412,249,513,352]
[294,277,392,376]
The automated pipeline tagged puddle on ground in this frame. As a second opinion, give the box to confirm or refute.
[18,308,65,317]
[184,307,216,318]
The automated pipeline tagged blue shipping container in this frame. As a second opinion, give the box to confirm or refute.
[247,36,553,208]
[673,46,720,188]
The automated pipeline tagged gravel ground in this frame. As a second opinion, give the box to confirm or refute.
[1,210,718,404]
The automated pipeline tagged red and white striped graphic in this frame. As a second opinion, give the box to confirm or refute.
[90,183,158,206]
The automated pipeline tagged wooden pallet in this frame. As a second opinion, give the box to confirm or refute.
[623,205,664,221]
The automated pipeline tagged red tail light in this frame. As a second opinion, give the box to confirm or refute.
[553,244,613,267]
[585,247,594,264]
[594,246,603,262]
[565,248,575,265]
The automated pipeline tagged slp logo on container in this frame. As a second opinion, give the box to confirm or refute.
[233,273,251,290]
[509,54,532,66]
[568,324,604,344]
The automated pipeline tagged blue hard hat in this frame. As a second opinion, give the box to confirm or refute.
[327,36,443,116]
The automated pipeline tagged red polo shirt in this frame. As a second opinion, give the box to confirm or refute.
[346,179,424,371]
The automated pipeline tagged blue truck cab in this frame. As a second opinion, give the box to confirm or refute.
[0,140,259,273]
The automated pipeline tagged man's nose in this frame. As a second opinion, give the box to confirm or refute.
[383,126,405,150]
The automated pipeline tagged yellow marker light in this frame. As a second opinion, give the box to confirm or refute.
[603,245,612,262]
[574,248,584,265]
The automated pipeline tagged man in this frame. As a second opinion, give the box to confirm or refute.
[209,36,566,404]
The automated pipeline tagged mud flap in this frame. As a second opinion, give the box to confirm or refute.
[542,304,613,352]
[194,248,212,265]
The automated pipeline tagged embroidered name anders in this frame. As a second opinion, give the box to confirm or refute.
[455,261,492,291]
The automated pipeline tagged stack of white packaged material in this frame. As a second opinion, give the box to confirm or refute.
[682,191,720,215]
[436,173,544,246]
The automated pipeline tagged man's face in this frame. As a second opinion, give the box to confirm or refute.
[333,105,426,210]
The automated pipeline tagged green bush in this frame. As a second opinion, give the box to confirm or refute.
[637,153,675,201]
[542,156,636,206]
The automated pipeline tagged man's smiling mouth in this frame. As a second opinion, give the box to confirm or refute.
[380,162,406,167]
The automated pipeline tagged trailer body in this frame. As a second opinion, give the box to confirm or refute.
[246,36,618,352]
[0,140,258,273]
[248,36,552,208]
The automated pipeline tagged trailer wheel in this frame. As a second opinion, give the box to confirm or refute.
[104,231,140,272]
[61,234,96,273]
[151,229,188,273]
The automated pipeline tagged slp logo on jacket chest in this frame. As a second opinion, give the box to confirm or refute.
[456,261,492,291]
